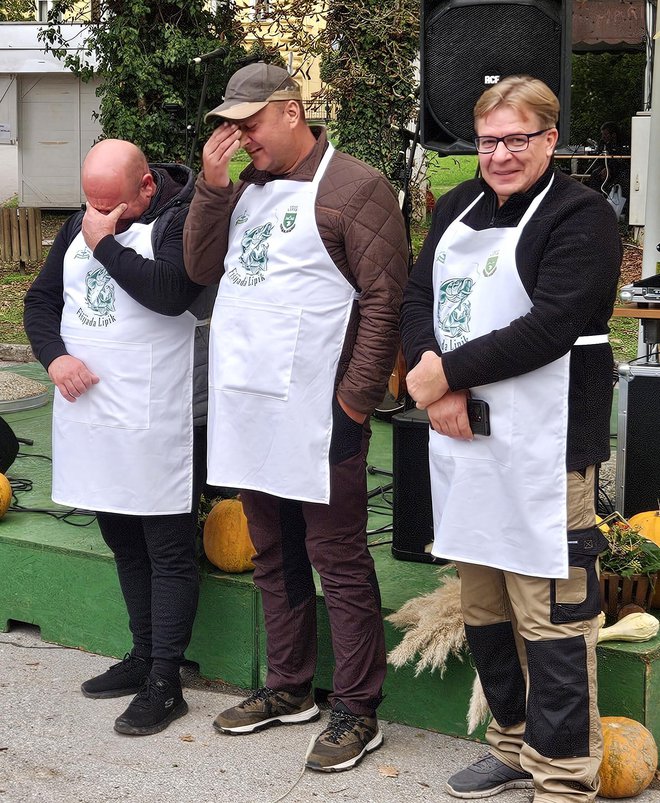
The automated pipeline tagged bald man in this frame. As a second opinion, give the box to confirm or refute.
[24,139,215,736]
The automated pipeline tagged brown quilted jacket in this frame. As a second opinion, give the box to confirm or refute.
[184,127,408,415]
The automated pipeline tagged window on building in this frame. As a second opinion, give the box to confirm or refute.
[253,0,271,21]
[37,1,61,22]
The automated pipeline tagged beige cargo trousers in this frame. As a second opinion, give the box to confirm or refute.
[456,466,604,802]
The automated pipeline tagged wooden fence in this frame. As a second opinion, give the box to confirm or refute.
[0,208,42,263]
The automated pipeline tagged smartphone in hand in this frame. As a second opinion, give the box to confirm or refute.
[466,398,491,436]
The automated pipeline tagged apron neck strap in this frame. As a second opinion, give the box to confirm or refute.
[311,142,335,188]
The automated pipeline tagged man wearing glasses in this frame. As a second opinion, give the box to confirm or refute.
[400,77,621,801]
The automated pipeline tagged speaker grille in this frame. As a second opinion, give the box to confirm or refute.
[619,372,660,518]
[392,409,438,563]
[422,0,566,152]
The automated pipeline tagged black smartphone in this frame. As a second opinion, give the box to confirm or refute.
[467,398,491,436]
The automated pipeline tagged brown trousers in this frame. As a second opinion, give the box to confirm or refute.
[457,467,602,802]
[240,425,386,717]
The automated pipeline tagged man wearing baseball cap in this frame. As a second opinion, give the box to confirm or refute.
[184,62,408,771]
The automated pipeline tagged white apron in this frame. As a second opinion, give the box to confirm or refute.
[429,178,571,578]
[52,224,195,515]
[207,144,356,503]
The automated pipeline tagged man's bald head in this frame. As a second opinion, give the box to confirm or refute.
[82,139,155,224]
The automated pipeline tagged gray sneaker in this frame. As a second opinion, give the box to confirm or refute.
[213,687,320,734]
[446,754,533,798]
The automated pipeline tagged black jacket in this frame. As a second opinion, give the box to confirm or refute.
[400,166,622,470]
[24,163,216,426]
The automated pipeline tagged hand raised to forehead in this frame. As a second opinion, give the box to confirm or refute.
[82,202,127,251]
[202,123,242,189]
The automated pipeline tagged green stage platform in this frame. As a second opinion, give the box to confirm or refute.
[1,363,659,748]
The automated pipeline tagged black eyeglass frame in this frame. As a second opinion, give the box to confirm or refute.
[473,128,552,154]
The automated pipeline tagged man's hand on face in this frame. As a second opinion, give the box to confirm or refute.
[48,355,100,403]
[82,202,128,251]
[202,123,242,189]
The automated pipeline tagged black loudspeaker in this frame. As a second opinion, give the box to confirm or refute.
[392,409,447,563]
[616,364,660,519]
[0,417,19,474]
[420,0,572,154]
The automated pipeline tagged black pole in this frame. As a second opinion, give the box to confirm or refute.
[187,64,210,170]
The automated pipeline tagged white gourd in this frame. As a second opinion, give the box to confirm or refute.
[597,612,659,643]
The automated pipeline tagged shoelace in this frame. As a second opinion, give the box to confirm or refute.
[471,754,529,777]
[130,676,168,710]
[242,686,277,707]
[109,653,140,674]
[324,710,361,744]
[472,755,505,772]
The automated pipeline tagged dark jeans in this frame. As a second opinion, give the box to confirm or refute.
[95,425,206,676]
[241,418,386,717]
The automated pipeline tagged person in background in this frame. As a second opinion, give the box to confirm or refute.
[400,77,621,801]
[183,62,408,772]
[24,139,215,736]
[587,121,622,194]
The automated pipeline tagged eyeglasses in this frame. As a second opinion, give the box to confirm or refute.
[474,129,551,154]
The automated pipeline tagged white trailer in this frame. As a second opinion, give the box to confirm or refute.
[0,23,100,209]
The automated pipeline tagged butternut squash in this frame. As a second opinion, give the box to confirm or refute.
[597,612,659,643]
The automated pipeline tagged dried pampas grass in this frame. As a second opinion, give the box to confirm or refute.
[386,572,490,734]
[386,574,467,677]
[467,672,490,734]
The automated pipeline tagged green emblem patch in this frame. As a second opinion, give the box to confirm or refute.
[483,251,499,276]
[280,208,298,233]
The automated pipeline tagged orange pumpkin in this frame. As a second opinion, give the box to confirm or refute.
[629,511,660,608]
[0,473,11,519]
[598,716,658,799]
[629,510,660,547]
[203,497,255,573]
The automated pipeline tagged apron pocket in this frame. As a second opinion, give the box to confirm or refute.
[54,336,152,429]
[550,527,608,624]
[211,297,301,400]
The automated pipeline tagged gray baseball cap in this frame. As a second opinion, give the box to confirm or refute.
[205,62,302,122]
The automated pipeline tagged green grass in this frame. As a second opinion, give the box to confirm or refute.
[610,315,640,365]
[228,151,251,183]
[426,153,479,198]
[0,270,37,345]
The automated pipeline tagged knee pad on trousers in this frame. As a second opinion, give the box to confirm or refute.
[524,635,590,758]
[279,499,316,609]
[464,622,526,728]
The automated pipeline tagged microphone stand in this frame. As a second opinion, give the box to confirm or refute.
[367,115,422,511]
[394,115,421,413]
[187,63,210,170]
[398,116,421,275]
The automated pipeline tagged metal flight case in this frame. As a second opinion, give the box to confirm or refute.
[615,361,660,518]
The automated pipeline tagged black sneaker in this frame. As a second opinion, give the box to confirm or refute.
[446,754,534,798]
[214,687,320,734]
[113,675,188,736]
[81,653,152,699]
[305,705,383,772]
